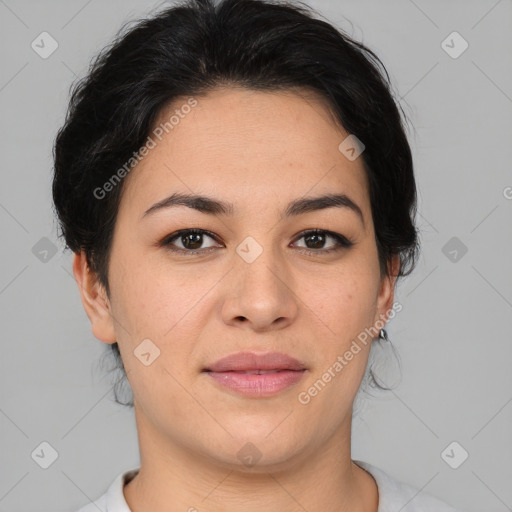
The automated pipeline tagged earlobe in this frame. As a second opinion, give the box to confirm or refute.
[375,254,400,325]
[72,251,117,344]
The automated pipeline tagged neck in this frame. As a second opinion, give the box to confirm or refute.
[123,406,378,512]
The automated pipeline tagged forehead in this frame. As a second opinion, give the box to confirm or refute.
[120,86,370,219]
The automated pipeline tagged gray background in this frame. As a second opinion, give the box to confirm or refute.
[0,0,511,511]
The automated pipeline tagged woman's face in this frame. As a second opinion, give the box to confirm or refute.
[76,86,397,470]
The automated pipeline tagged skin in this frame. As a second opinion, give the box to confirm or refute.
[73,86,399,512]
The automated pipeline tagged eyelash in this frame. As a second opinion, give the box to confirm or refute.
[160,228,354,256]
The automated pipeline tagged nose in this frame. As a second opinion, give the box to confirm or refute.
[220,246,299,332]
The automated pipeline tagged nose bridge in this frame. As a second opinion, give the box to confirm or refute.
[221,232,298,329]
[235,233,289,297]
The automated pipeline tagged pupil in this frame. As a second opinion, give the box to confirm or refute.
[306,233,325,249]
[184,233,202,249]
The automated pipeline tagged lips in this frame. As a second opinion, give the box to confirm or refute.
[203,351,306,373]
[203,352,307,397]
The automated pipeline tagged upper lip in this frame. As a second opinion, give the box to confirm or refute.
[204,352,306,372]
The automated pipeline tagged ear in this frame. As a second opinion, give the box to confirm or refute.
[72,251,117,344]
[373,254,400,327]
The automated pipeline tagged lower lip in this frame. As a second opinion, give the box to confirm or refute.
[205,370,306,397]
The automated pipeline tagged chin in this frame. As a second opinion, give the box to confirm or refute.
[198,425,308,473]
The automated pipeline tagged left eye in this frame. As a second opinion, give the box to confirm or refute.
[161,228,353,255]
[293,229,353,253]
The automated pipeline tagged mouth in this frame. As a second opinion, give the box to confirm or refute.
[202,352,307,397]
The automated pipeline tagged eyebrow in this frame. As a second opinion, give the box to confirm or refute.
[142,192,365,227]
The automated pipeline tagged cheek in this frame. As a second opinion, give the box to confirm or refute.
[298,278,376,414]
[109,259,220,398]
[110,249,209,337]
[306,269,379,343]
[110,264,204,410]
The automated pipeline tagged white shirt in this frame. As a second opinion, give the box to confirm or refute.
[74,459,462,512]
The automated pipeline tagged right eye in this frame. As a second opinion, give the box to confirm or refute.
[161,228,223,255]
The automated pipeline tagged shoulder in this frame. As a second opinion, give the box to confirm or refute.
[71,468,139,512]
[353,460,464,512]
